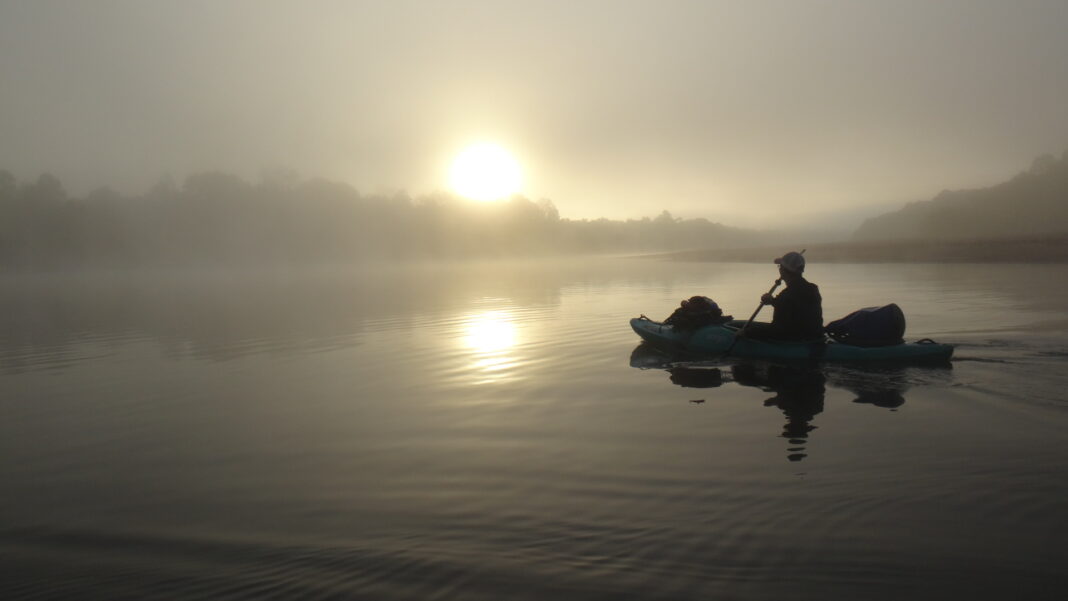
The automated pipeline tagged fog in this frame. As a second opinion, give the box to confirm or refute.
[0,169,792,270]
[3,0,1068,232]
[7,5,1068,597]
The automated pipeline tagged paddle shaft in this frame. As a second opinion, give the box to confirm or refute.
[724,278,781,356]
[742,278,781,330]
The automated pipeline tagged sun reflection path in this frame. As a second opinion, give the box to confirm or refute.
[460,310,520,384]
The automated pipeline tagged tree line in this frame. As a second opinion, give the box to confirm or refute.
[0,169,755,271]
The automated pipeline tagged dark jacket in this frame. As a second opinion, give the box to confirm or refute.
[768,278,823,340]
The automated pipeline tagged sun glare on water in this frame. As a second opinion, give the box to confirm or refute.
[462,311,517,353]
[449,143,522,201]
[459,310,521,385]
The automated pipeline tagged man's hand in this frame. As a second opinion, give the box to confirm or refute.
[760,293,775,305]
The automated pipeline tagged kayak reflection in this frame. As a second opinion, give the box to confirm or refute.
[629,343,930,462]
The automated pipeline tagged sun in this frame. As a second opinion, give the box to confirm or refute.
[449,143,522,201]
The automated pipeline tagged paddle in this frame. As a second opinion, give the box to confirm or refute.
[724,249,805,357]
[723,278,781,356]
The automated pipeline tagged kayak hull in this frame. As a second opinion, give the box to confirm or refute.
[630,318,953,363]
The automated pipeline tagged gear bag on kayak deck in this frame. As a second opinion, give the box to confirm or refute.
[663,296,732,331]
[825,303,906,347]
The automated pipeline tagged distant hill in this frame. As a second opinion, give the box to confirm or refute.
[853,151,1068,241]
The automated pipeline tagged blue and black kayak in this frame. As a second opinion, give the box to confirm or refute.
[630,317,953,363]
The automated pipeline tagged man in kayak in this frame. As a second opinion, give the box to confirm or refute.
[743,251,823,341]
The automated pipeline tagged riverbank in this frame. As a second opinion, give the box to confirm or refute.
[644,234,1068,263]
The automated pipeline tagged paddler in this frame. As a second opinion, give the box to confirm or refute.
[742,251,823,341]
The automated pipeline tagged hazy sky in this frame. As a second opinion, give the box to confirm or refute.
[2,0,1067,228]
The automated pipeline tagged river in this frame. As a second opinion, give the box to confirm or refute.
[3,259,1067,600]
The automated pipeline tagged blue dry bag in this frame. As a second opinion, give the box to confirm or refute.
[825,304,906,347]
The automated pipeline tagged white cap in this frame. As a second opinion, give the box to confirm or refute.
[774,251,806,273]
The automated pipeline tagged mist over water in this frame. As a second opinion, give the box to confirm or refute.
[4,259,1068,599]
[6,1,1068,597]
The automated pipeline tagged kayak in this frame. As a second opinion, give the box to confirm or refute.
[630,317,953,362]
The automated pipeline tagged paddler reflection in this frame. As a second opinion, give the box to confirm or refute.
[730,363,825,462]
[630,343,914,463]
[638,351,826,461]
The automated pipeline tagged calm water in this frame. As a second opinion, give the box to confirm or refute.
[3,259,1068,600]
